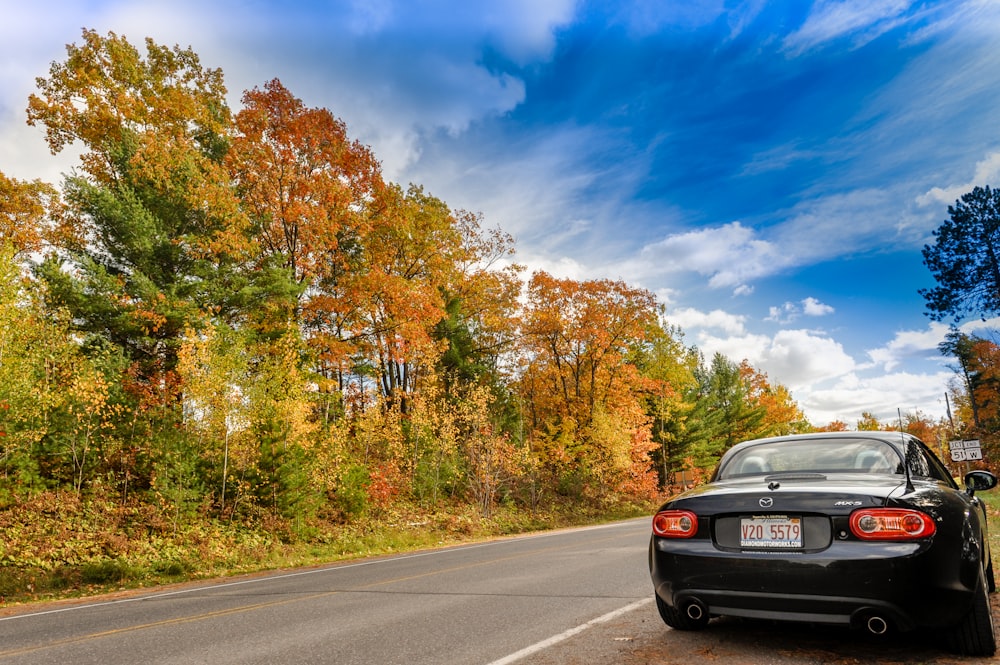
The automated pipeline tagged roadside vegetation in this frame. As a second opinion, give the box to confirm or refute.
[1,30,998,607]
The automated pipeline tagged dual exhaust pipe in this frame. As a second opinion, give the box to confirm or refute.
[680,599,891,636]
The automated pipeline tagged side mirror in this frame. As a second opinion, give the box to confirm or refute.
[965,470,998,496]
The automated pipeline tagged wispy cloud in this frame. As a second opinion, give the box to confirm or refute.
[782,0,922,55]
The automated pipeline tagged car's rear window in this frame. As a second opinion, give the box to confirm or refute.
[717,438,902,479]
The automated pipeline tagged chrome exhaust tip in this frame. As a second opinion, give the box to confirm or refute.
[866,615,889,635]
[685,601,705,621]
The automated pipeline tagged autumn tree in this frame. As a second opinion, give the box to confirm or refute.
[244,332,319,521]
[0,171,66,257]
[518,272,660,497]
[856,411,883,431]
[739,361,810,437]
[900,411,944,448]
[176,321,252,513]
[0,245,125,496]
[940,330,991,428]
[228,78,380,356]
[349,185,466,407]
[0,245,58,494]
[434,210,522,397]
[944,334,1000,466]
[968,338,1000,428]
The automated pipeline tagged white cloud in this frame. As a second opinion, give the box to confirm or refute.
[766,298,834,323]
[766,303,798,323]
[801,370,955,426]
[623,187,919,298]
[757,329,857,390]
[477,0,578,64]
[520,254,590,282]
[674,308,951,425]
[631,222,783,291]
[693,326,856,392]
[867,321,952,371]
[866,317,1000,373]
[802,297,835,316]
[698,324,957,427]
[916,150,1000,208]
[771,188,904,259]
[960,316,1000,336]
[668,307,747,336]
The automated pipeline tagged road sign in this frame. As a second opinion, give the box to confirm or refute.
[950,439,983,462]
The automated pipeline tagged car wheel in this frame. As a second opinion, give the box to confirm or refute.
[988,559,996,593]
[655,594,709,631]
[945,571,997,657]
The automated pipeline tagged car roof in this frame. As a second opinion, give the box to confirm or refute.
[726,431,916,455]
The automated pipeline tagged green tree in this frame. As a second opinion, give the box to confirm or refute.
[635,322,699,489]
[0,245,126,497]
[683,353,766,470]
[0,245,56,495]
[921,185,1000,324]
[28,30,252,399]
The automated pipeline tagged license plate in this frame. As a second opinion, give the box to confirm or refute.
[740,515,802,548]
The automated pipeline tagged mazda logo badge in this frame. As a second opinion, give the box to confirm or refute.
[759,497,773,508]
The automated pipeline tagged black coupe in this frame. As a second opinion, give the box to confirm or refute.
[649,431,998,656]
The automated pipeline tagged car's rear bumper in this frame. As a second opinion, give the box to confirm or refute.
[649,536,977,630]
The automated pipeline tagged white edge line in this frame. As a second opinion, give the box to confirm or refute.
[0,518,648,622]
[484,597,653,665]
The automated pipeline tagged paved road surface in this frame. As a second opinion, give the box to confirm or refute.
[0,519,652,664]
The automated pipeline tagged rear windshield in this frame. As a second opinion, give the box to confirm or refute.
[716,438,902,480]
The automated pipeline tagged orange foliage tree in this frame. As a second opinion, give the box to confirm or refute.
[518,272,660,498]
[738,361,810,437]
[0,172,66,256]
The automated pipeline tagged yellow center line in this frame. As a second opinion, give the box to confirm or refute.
[0,530,642,659]
[0,592,336,659]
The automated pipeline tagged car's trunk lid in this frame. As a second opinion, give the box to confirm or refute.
[669,475,908,552]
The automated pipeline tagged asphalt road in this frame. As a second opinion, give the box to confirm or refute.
[0,518,653,665]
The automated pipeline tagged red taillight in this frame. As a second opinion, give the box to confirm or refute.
[652,510,698,538]
[849,508,936,540]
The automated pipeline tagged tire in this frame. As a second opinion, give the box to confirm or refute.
[945,571,997,657]
[655,593,709,631]
[988,559,996,593]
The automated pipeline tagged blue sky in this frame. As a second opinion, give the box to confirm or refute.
[4,0,1000,426]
